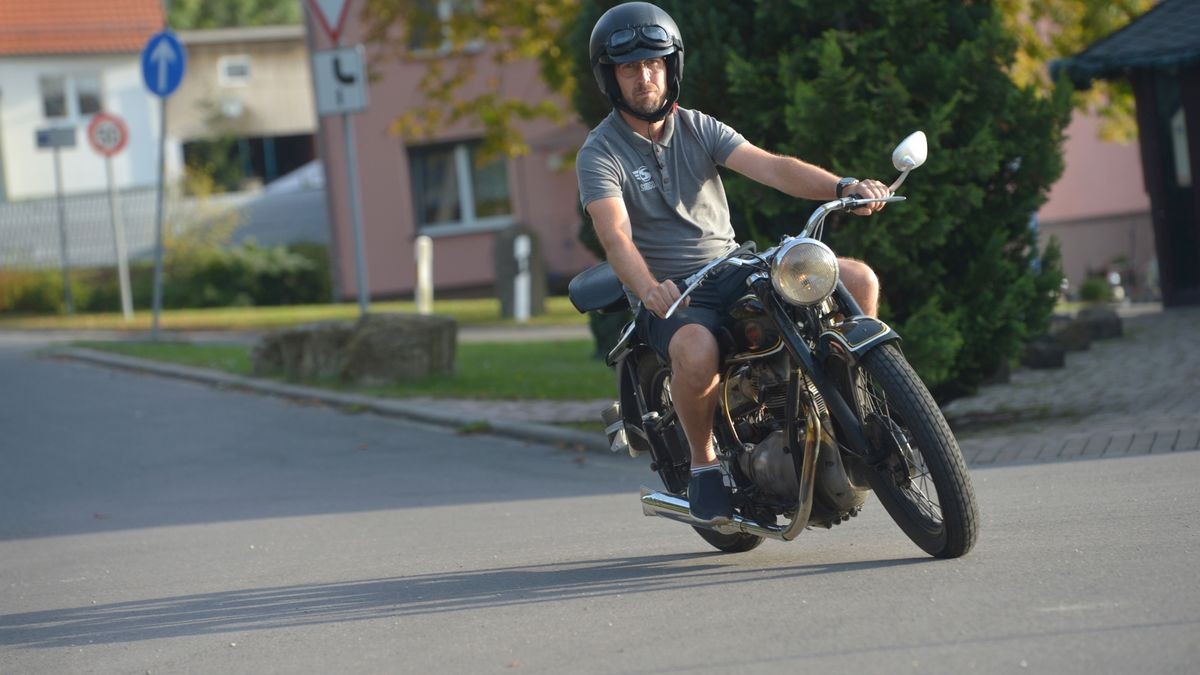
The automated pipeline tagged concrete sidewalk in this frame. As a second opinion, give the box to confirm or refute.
[41,303,1200,466]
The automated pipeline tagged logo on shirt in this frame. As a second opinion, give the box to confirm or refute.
[632,166,655,192]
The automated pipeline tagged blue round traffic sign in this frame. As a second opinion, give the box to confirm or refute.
[141,31,187,97]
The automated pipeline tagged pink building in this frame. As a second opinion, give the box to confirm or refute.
[309,4,594,302]
[1038,113,1155,298]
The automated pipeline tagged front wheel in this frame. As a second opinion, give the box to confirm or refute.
[853,344,979,558]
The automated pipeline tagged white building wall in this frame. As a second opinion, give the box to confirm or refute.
[0,55,183,202]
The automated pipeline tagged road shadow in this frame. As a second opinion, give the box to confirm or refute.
[0,553,928,649]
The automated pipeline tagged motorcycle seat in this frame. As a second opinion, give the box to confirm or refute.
[568,262,630,314]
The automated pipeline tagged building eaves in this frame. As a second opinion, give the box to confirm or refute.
[178,24,306,46]
[1051,0,1200,88]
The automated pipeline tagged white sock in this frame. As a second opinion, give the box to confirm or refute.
[691,461,720,475]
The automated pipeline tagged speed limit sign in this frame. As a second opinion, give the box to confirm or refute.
[87,112,128,157]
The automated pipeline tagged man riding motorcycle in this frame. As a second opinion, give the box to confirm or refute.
[576,1,892,525]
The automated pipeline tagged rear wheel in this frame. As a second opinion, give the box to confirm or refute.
[692,526,765,553]
[854,344,978,558]
[638,358,765,553]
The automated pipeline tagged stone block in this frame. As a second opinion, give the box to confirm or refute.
[340,313,457,385]
[1021,336,1066,369]
[1076,305,1123,340]
[252,321,354,379]
[1049,314,1091,351]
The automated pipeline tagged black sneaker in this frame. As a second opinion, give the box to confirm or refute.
[688,466,733,525]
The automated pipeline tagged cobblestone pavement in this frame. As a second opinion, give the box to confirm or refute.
[947,304,1200,466]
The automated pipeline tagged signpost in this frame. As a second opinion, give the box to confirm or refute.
[87,112,134,322]
[307,0,371,317]
[36,126,77,314]
[141,30,186,339]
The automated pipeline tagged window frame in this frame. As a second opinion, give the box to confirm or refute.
[409,140,515,237]
[217,55,253,87]
[407,0,485,57]
[39,72,103,121]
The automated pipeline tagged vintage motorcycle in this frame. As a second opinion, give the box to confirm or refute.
[568,132,978,558]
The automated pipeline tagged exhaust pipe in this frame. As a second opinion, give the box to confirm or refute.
[640,487,791,540]
[640,406,823,542]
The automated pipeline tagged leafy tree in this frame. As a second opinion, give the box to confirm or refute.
[998,0,1155,142]
[569,0,1070,398]
[168,0,302,29]
[361,0,580,157]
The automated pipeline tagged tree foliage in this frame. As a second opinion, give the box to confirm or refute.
[168,0,302,29]
[360,0,581,157]
[999,0,1156,141]
[568,0,1071,398]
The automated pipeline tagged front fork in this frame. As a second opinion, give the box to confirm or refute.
[751,278,895,465]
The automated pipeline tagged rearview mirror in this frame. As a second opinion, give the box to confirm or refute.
[892,131,928,172]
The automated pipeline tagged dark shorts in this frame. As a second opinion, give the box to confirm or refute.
[636,264,757,362]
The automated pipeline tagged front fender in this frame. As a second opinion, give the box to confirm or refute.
[819,316,900,363]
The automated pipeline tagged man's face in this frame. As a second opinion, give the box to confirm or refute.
[615,57,668,116]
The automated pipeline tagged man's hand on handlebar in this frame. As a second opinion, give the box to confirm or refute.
[846,179,891,216]
[642,279,687,319]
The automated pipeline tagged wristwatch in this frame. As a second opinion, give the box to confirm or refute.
[836,176,859,199]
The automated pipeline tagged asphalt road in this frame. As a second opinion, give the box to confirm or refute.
[1,336,1197,674]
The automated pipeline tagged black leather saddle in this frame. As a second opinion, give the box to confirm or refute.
[567,262,630,314]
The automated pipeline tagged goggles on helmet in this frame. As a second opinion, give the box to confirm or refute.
[605,24,673,58]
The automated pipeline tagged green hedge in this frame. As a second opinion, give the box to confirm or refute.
[0,242,331,315]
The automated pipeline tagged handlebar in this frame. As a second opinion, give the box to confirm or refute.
[662,241,758,319]
[661,195,905,320]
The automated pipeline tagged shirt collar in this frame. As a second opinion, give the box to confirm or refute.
[610,108,675,155]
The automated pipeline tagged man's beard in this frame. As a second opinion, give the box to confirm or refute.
[630,89,667,115]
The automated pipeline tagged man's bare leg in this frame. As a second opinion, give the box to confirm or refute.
[667,324,721,467]
[838,257,880,317]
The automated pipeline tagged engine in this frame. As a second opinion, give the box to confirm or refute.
[723,353,866,514]
[724,354,798,502]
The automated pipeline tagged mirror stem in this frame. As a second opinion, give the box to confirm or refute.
[888,169,911,193]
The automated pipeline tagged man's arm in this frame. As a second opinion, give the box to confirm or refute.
[586,196,686,318]
[723,142,889,213]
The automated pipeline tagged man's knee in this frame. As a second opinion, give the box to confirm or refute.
[838,257,879,293]
[668,324,718,381]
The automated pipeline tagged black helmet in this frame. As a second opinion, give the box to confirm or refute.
[589,2,684,122]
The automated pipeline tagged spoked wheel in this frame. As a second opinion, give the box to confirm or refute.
[854,344,978,558]
[637,357,764,554]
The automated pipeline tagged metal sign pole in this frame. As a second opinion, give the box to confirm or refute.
[105,156,134,320]
[151,95,167,339]
[343,110,369,317]
[52,145,74,314]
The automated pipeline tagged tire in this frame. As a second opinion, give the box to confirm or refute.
[854,344,979,558]
[639,356,766,553]
[692,526,765,553]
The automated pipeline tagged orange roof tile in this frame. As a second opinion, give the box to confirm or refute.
[0,0,164,56]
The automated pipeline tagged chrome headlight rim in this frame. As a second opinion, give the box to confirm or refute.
[769,238,839,306]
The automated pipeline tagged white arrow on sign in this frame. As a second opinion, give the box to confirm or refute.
[150,39,177,93]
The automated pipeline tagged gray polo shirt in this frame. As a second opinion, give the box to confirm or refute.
[577,107,746,280]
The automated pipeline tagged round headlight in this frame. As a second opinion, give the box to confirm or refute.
[770,238,839,306]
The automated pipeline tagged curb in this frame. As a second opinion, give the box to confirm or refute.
[55,348,611,455]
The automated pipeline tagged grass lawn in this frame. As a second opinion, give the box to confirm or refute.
[78,338,617,401]
[1,296,587,332]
